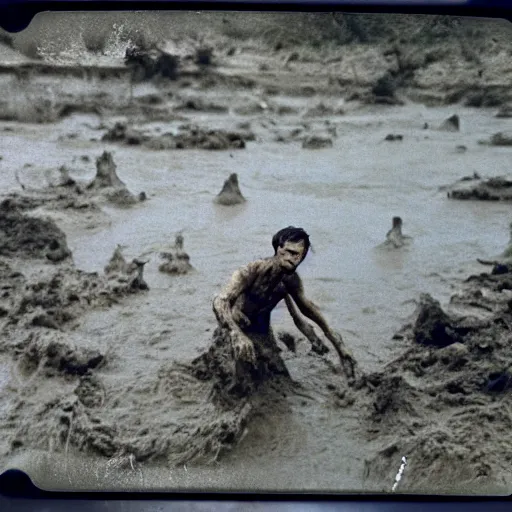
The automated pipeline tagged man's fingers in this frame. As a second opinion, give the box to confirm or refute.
[235,337,256,364]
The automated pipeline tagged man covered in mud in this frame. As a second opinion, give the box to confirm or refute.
[212,226,358,382]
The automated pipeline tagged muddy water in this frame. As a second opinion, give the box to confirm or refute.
[1,102,511,491]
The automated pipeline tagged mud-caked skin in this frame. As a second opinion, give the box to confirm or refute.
[212,226,358,379]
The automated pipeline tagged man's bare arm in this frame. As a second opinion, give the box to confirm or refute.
[212,264,257,362]
[285,274,335,337]
[286,274,358,377]
[213,264,253,333]
[284,295,329,355]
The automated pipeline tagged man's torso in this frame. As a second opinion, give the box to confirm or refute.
[232,259,298,332]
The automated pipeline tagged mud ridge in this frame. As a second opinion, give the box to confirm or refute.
[0,199,72,262]
[446,176,512,201]
[362,266,512,491]
[102,122,253,151]
[5,152,144,214]
[5,322,302,467]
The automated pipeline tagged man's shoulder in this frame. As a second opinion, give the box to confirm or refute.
[234,258,269,276]
[283,271,302,288]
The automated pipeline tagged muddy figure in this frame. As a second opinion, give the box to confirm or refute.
[384,217,412,248]
[208,227,357,387]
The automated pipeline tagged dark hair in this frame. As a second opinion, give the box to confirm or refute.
[272,226,310,260]
[392,216,403,228]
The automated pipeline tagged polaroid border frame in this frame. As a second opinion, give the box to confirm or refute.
[0,0,511,508]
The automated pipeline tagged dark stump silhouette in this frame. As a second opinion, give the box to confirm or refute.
[439,114,460,132]
[214,173,246,206]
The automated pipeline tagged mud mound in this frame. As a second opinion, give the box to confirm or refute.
[17,336,104,378]
[384,134,403,142]
[496,105,512,118]
[233,101,268,116]
[488,132,512,147]
[365,410,512,493]
[7,326,297,467]
[103,246,149,290]
[303,102,344,118]
[363,267,512,490]
[173,127,247,150]
[274,104,300,116]
[189,327,291,405]
[0,255,148,340]
[413,294,470,347]
[274,127,306,143]
[438,114,460,132]
[8,394,120,459]
[464,90,506,108]
[446,176,512,201]
[101,122,146,145]
[87,151,128,190]
[158,233,194,275]
[214,173,246,206]
[86,152,139,206]
[104,245,130,274]
[0,200,72,262]
[175,98,228,113]
[125,46,180,81]
[103,123,251,151]
[0,194,48,212]
[302,135,333,149]
[8,155,143,213]
[7,371,255,466]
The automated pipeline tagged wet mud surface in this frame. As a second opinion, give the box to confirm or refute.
[1,13,512,495]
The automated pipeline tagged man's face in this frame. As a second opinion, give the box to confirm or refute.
[276,240,306,273]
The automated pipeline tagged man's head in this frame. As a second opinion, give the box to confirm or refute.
[272,226,310,273]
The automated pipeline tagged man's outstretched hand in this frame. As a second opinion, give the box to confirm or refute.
[327,332,360,382]
[232,331,256,364]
